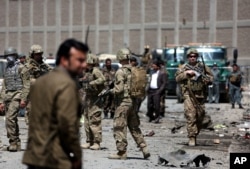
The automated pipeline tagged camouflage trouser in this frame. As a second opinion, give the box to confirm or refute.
[183,95,205,138]
[5,100,20,144]
[25,102,31,125]
[84,96,102,143]
[135,96,145,113]
[79,88,86,114]
[113,101,147,152]
[103,94,115,116]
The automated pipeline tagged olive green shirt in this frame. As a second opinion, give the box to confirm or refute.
[22,67,82,169]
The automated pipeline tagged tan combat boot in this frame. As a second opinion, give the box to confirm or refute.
[108,151,127,160]
[141,147,150,159]
[140,143,150,159]
[188,137,196,146]
[81,142,92,149]
[89,143,100,150]
[17,141,21,151]
[7,142,18,152]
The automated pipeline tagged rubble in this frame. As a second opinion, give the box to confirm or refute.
[243,108,250,121]
[158,149,211,167]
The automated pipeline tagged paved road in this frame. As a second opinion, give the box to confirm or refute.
[0,94,249,169]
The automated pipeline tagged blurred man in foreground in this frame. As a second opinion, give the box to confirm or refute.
[22,39,89,169]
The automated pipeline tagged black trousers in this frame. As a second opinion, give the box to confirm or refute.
[147,89,161,120]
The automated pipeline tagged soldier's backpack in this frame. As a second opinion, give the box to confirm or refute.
[129,67,147,98]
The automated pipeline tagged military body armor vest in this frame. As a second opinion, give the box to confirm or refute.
[181,63,207,97]
[4,64,23,91]
[31,63,51,79]
[85,68,104,95]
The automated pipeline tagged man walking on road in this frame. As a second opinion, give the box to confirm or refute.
[81,53,105,150]
[175,48,213,146]
[226,63,244,109]
[0,47,23,152]
[147,59,167,123]
[22,39,89,169]
[20,44,52,125]
[108,48,150,160]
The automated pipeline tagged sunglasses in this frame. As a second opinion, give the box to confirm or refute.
[188,55,197,58]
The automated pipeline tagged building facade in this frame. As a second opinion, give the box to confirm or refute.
[0,0,249,60]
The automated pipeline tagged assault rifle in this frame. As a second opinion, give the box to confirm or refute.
[94,81,114,104]
[184,64,211,81]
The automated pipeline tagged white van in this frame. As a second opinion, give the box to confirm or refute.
[44,58,56,68]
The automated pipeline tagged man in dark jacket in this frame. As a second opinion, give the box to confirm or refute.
[22,39,89,169]
[147,59,167,123]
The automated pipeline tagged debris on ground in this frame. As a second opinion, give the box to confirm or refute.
[158,149,211,167]
[144,130,155,137]
[230,121,240,127]
[244,132,250,139]
[213,124,227,130]
[213,139,220,144]
[243,109,250,121]
[171,125,185,134]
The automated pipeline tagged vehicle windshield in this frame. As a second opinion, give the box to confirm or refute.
[164,48,184,62]
[187,47,226,61]
[0,61,7,78]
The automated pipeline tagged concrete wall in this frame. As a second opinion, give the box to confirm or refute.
[0,0,249,61]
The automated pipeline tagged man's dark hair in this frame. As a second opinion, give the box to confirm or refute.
[105,58,111,63]
[55,39,89,66]
[232,63,238,67]
[152,59,161,67]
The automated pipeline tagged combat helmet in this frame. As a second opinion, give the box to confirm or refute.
[87,53,98,64]
[4,47,17,57]
[29,44,43,57]
[18,53,26,58]
[116,48,130,61]
[187,48,199,57]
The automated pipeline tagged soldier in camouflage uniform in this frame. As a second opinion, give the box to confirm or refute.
[108,48,150,160]
[0,47,24,151]
[18,53,26,65]
[135,46,152,113]
[20,45,52,125]
[141,45,152,74]
[175,48,213,146]
[226,63,244,109]
[102,58,116,119]
[81,53,105,150]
